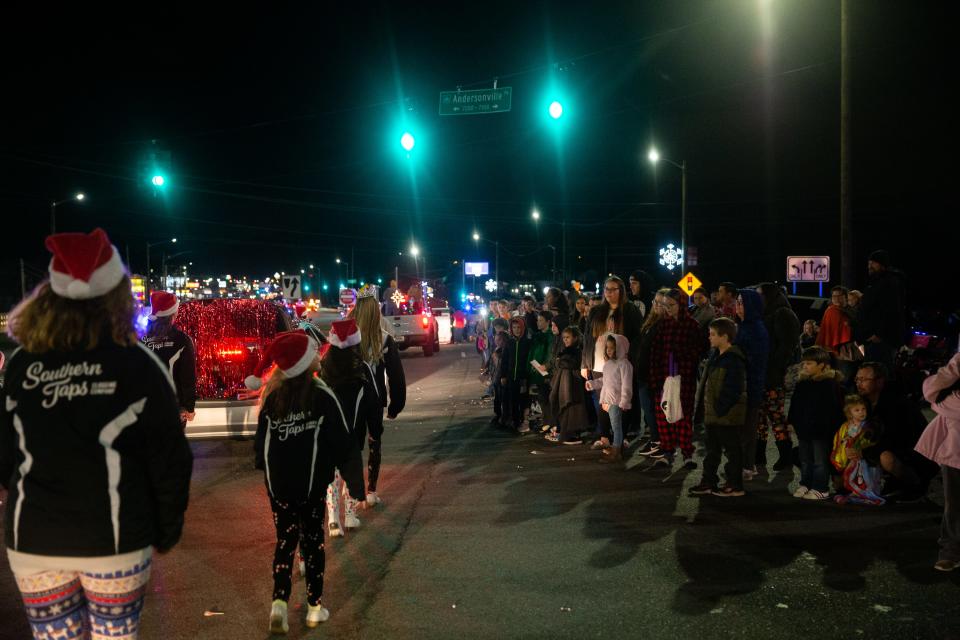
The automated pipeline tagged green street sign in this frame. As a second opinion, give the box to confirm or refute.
[439,87,512,116]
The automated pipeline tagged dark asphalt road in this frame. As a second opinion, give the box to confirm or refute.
[2,343,959,639]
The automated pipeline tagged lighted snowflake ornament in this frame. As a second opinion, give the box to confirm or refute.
[659,244,684,271]
[485,279,498,293]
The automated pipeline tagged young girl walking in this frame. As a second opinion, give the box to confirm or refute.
[249,330,365,633]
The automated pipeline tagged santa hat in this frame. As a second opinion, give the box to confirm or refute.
[45,228,126,300]
[244,331,319,390]
[149,291,179,320]
[327,318,361,349]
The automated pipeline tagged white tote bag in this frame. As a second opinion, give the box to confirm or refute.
[661,353,684,424]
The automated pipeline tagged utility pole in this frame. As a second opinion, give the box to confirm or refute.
[561,220,566,286]
[20,259,27,299]
[840,0,853,287]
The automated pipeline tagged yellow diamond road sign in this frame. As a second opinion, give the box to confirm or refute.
[678,272,702,297]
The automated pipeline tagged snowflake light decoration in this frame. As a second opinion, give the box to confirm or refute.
[390,289,405,306]
[485,279,498,293]
[659,244,684,271]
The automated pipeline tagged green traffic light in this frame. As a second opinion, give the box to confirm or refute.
[151,175,166,187]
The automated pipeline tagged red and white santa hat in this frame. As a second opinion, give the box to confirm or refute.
[149,291,179,320]
[45,228,126,300]
[327,318,361,349]
[244,331,319,390]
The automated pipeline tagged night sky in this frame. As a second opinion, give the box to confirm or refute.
[1,1,949,308]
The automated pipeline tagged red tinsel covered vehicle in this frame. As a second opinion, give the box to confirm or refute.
[174,298,293,438]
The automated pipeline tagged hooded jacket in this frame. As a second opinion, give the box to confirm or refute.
[528,328,555,385]
[915,353,960,468]
[762,288,802,389]
[786,366,845,440]
[591,334,633,410]
[501,319,531,383]
[734,290,770,408]
[855,268,907,347]
[695,344,748,427]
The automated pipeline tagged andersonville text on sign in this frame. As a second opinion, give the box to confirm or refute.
[439,87,513,115]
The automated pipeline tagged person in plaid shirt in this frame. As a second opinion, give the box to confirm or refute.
[649,288,705,467]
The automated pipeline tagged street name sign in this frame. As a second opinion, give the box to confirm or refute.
[786,256,830,282]
[439,87,512,116]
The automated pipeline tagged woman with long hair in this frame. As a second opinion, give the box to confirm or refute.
[320,319,381,538]
[250,330,365,631]
[634,290,666,456]
[648,288,704,467]
[581,276,644,448]
[0,228,192,640]
[348,291,406,506]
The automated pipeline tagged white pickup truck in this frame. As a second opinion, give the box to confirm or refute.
[386,301,441,357]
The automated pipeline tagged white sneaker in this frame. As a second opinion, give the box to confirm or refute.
[792,485,809,498]
[305,603,330,627]
[802,489,830,501]
[517,422,531,434]
[298,559,306,576]
[366,492,381,507]
[328,522,343,538]
[269,600,288,634]
[344,513,361,529]
[742,468,757,481]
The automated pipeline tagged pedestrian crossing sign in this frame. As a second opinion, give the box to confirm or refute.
[678,272,702,297]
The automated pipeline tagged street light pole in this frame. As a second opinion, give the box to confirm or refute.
[49,193,86,235]
[681,160,687,266]
[546,244,557,282]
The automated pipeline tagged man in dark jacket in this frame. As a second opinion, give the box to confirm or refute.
[734,289,770,476]
[758,283,802,468]
[502,317,532,432]
[855,250,906,376]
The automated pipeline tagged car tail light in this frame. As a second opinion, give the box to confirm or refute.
[216,339,247,362]
[421,316,430,328]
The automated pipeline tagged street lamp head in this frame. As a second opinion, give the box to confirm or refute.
[472,232,480,241]
[647,149,660,164]
[335,258,341,264]
[75,193,85,201]
[171,238,177,243]
[410,245,420,257]
[531,209,541,221]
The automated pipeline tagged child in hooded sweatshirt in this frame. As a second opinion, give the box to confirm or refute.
[787,346,846,500]
[547,326,589,445]
[586,334,633,463]
[690,318,749,497]
[490,330,509,427]
[831,395,884,505]
[502,317,532,433]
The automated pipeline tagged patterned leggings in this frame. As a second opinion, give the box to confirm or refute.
[757,387,790,442]
[367,436,382,493]
[654,390,695,458]
[270,496,325,607]
[15,557,151,639]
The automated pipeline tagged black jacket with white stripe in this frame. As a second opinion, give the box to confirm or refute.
[0,342,193,557]
[141,326,197,413]
[254,377,366,503]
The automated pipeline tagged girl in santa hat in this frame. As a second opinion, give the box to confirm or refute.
[348,288,406,507]
[249,329,365,632]
[319,318,382,538]
[1,228,193,640]
[142,291,197,429]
